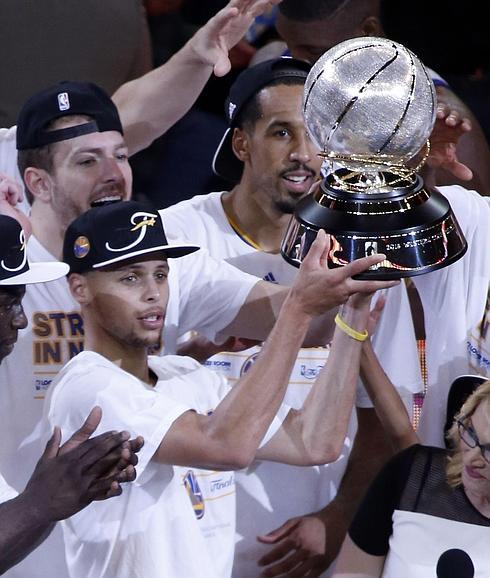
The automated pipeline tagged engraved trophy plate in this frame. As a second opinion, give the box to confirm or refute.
[281,37,467,279]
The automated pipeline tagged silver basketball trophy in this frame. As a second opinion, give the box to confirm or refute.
[281,37,467,279]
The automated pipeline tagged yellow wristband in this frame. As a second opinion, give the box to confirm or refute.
[334,313,369,342]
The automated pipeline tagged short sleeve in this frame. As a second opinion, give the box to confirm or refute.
[163,248,260,354]
[349,444,419,556]
[47,360,191,480]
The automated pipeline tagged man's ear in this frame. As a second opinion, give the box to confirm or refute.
[231,127,250,163]
[68,273,91,305]
[23,167,54,204]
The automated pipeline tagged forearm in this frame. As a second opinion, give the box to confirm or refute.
[360,340,418,451]
[113,39,213,156]
[316,408,393,567]
[0,492,54,573]
[270,302,370,465]
[205,295,312,467]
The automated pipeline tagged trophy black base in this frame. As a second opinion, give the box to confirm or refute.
[280,172,468,280]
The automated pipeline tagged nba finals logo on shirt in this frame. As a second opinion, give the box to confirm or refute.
[57,92,70,111]
[183,470,205,519]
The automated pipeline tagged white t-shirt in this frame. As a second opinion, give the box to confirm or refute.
[0,233,258,577]
[413,186,490,445]
[161,192,423,577]
[45,350,287,578]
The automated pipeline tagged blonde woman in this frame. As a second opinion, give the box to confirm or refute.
[332,373,490,577]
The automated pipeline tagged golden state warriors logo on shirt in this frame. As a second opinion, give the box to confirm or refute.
[105,211,157,253]
[183,470,205,519]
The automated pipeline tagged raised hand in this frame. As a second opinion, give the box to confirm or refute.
[426,95,473,181]
[189,0,283,77]
[0,171,31,235]
[289,230,399,317]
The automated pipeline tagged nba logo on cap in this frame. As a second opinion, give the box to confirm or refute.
[57,92,70,111]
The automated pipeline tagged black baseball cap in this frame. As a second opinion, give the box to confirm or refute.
[212,57,311,183]
[16,81,123,150]
[0,215,68,285]
[63,201,199,274]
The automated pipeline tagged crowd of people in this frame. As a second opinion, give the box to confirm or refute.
[1,1,490,577]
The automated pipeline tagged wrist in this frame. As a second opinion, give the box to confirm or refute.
[282,293,315,326]
[336,304,369,337]
[185,32,216,69]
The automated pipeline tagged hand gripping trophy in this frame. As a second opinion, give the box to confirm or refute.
[281,37,467,279]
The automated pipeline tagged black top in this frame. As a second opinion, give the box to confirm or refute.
[349,444,490,556]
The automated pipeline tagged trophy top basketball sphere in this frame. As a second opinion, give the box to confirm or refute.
[303,36,437,171]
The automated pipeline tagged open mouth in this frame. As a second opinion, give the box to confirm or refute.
[90,195,124,208]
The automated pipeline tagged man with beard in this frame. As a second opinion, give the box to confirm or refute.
[0,212,142,574]
[161,57,422,577]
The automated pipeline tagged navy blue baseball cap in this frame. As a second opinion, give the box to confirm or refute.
[212,57,311,183]
[63,201,199,274]
[16,81,123,150]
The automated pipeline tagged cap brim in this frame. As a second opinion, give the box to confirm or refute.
[212,128,244,184]
[93,243,200,269]
[0,261,69,285]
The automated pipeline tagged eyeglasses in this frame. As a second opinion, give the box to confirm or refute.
[457,419,490,463]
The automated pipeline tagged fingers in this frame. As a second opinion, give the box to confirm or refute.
[339,253,387,279]
[347,279,399,296]
[260,548,309,577]
[258,539,295,566]
[41,426,62,460]
[257,518,298,544]
[300,230,329,269]
[60,407,103,454]
[447,159,474,181]
[89,478,123,502]
[0,172,24,204]
[115,464,137,484]
[128,435,145,454]
[69,430,130,467]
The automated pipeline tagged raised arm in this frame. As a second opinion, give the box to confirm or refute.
[0,408,142,574]
[154,232,397,471]
[256,291,373,465]
[113,0,282,156]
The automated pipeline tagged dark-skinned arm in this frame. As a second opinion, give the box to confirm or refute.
[0,408,143,574]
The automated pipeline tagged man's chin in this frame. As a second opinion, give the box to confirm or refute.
[275,197,300,215]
